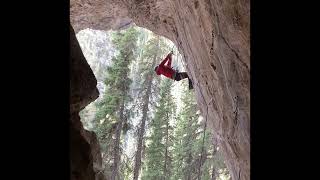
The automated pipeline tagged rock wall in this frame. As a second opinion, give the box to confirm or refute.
[70,24,105,180]
[70,0,250,179]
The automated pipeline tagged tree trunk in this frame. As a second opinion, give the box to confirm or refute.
[133,74,153,180]
[211,167,217,180]
[197,149,208,180]
[186,152,192,180]
[111,103,124,180]
[163,113,170,180]
[186,117,193,180]
[133,38,159,180]
[211,142,218,180]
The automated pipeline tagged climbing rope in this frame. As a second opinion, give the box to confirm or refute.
[197,104,209,179]
[197,97,214,179]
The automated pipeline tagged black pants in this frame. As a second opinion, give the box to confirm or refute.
[174,72,189,81]
[173,72,193,89]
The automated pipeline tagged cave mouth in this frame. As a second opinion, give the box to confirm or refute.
[76,25,230,180]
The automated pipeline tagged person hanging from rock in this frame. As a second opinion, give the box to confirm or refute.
[154,51,193,89]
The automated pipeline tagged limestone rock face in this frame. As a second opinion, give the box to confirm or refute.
[70,24,105,180]
[70,0,250,179]
[70,0,132,33]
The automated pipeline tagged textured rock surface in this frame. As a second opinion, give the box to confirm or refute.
[71,0,250,179]
[70,0,132,33]
[70,24,105,180]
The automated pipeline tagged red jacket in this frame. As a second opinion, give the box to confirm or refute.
[156,54,175,79]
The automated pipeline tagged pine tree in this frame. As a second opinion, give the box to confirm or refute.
[141,79,176,180]
[132,34,173,179]
[78,26,231,180]
[171,81,230,180]
[132,36,160,180]
[171,81,200,180]
[196,130,213,180]
[93,27,139,179]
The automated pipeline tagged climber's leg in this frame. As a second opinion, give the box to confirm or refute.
[174,72,188,81]
[174,72,193,90]
[188,78,193,90]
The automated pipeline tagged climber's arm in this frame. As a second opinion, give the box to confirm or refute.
[159,53,172,67]
[159,56,169,66]
[167,54,172,67]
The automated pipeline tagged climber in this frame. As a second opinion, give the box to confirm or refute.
[154,51,193,89]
